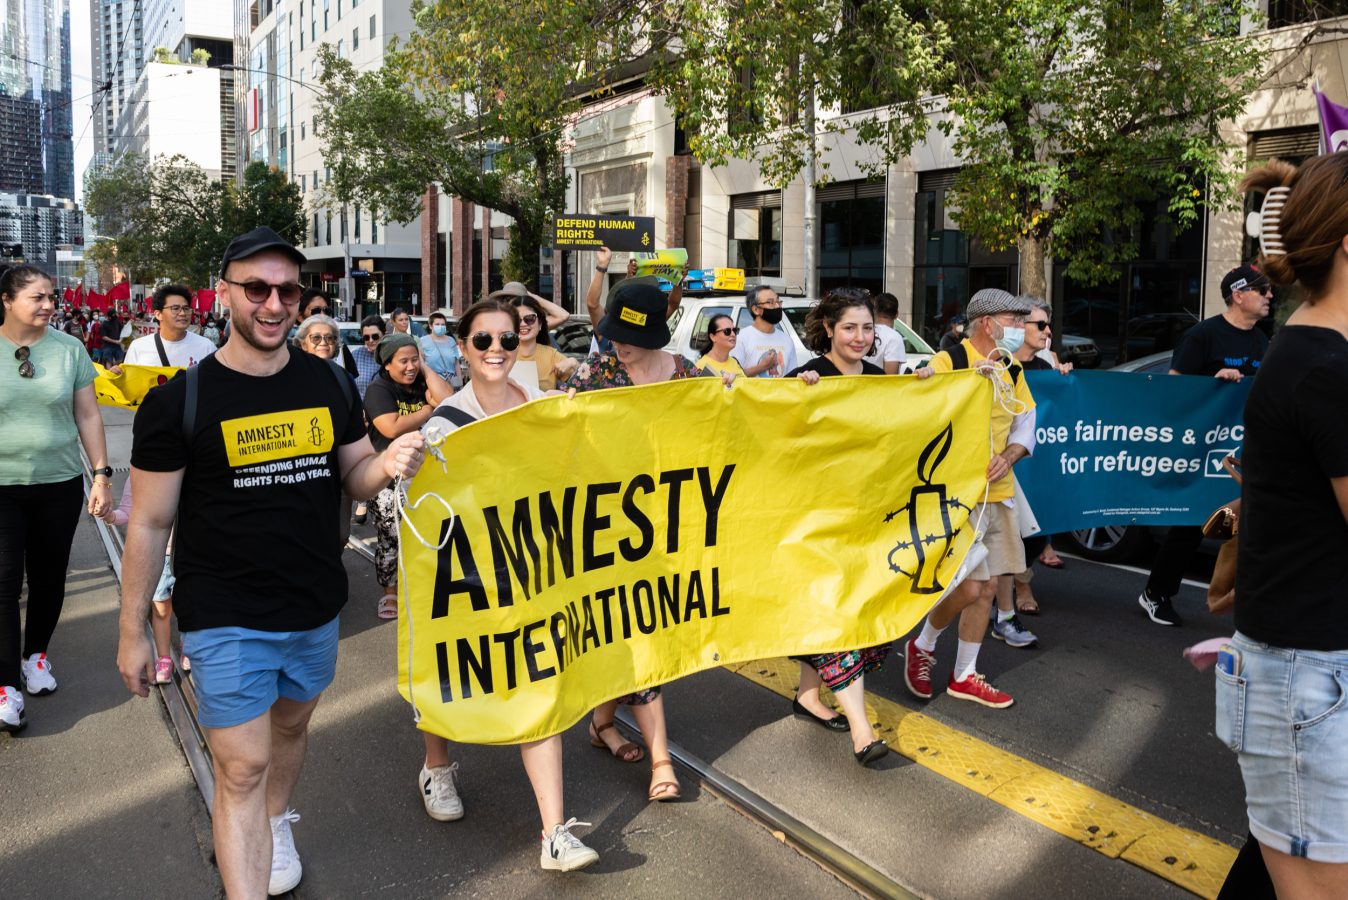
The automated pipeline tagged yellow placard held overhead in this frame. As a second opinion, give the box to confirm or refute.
[93,363,182,410]
[634,248,688,280]
[398,372,993,744]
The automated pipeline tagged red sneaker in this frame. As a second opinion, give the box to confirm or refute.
[947,672,1014,708]
[904,638,936,700]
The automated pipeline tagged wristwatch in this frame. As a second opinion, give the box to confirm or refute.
[90,466,114,480]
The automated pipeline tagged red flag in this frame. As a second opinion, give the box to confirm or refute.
[63,287,75,305]
[75,284,84,305]
[107,280,131,302]
[194,289,217,313]
[87,291,108,311]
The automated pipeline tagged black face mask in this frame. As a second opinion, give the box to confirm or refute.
[759,307,784,325]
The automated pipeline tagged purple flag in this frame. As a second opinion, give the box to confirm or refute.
[1315,88,1348,154]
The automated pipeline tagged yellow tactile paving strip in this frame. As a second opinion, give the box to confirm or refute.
[727,657,1237,899]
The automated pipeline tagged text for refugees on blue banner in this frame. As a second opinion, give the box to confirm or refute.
[1017,370,1251,535]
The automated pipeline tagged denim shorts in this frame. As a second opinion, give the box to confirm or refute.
[1216,632,1348,862]
[152,556,175,603]
[182,617,340,729]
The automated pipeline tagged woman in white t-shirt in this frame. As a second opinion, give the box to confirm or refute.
[412,300,600,873]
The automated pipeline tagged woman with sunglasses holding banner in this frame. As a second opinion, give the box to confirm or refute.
[413,299,605,871]
[695,313,746,377]
[0,264,111,733]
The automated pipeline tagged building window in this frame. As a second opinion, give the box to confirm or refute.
[728,192,782,279]
[325,214,332,245]
[1267,1,1348,28]
[340,209,348,242]
[355,205,361,241]
[369,15,376,38]
[313,213,320,244]
[353,27,359,50]
[818,180,885,296]
[300,121,305,140]
[337,38,344,57]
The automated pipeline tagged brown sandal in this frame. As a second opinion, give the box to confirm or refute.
[589,719,644,763]
[648,759,681,802]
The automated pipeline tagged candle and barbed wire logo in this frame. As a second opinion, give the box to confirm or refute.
[883,423,971,594]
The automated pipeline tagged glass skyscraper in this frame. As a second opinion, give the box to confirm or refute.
[0,0,75,199]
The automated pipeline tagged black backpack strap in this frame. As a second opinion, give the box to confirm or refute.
[1009,361,1022,386]
[325,358,355,411]
[434,406,478,429]
[182,364,199,447]
[153,332,171,367]
[947,341,969,370]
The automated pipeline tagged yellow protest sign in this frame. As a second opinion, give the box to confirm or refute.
[398,372,993,744]
[634,248,688,280]
[94,363,181,410]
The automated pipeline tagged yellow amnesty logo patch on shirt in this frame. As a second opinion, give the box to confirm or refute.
[221,408,335,467]
[619,307,647,326]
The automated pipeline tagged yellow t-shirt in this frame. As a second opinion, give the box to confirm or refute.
[516,344,566,391]
[695,354,746,377]
[927,339,1035,503]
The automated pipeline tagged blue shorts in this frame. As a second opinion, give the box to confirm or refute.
[152,557,175,602]
[182,617,340,729]
[1217,632,1348,862]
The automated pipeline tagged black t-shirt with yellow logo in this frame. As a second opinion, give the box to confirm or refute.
[362,373,428,452]
[132,347,366,632]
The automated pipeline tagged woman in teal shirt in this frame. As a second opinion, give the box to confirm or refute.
[0,265,111,733]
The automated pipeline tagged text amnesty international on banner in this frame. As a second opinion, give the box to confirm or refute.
[398,373,994,745]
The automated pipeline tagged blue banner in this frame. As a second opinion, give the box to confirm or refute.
[1018,370,1251,535]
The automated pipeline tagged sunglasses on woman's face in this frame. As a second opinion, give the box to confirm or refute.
[469,331,520,352]
[306,334,337,345]
[519,313,539,327]
[361,332,382,343]
[1026,320,1050,331]
[15,346,33,378]
[713,327,740,337]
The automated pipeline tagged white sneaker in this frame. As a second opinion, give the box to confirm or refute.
[419,763,464,821]
[0,686,25,733]
[268,809,303,895]
[21,653,57,695]
[540,818,599,872]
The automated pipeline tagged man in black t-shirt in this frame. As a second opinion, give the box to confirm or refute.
[116,227,427,898]
[1138,265,1271,626]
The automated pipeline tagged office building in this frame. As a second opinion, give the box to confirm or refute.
[1,0,75,199]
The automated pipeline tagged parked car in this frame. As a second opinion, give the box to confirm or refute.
[665,296,935,369]
[1057,334,1101,369]
[1054,349,1220,563]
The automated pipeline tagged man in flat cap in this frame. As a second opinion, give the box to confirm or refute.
[117,226,428,897]
[904,288,1038,710]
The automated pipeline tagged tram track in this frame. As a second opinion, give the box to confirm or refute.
[85,490,912,898]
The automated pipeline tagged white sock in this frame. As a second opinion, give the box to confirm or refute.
[953,639,981,682]
[997,607,1015,623]
[915,619,945,653]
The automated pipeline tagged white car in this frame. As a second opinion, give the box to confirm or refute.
[665,296,934,371]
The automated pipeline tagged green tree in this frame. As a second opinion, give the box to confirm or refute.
[85,156,305,287]
[657,0,1262,301]
[929,0,1262,299]
[315,0,661,289]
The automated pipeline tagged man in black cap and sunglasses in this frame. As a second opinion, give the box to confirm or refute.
[1137,264,1270,627]
[117,226,428,897]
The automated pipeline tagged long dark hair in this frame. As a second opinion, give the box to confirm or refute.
[0,264,53,327]
[804,287,877,355]
[511,296,552,346]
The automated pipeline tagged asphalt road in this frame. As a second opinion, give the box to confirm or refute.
[1,407,1246,899]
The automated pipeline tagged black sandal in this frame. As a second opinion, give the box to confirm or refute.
[854,740,889,767]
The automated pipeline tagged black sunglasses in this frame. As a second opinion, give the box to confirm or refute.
[469,331,520,352]
[223,279,304,304]
[518,313,539,327]
[307,305,330,315]
[1026,321,1050,331]
[15,346,33,378]
[712,327,740,336]
[361,333,383,342]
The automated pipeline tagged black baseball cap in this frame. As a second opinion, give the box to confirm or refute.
[219,226,307,280]
[1220,265,1269,300]
[598,277,671,349]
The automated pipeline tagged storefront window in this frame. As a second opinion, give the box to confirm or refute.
[818,181,884,296]
[728,192,781,278]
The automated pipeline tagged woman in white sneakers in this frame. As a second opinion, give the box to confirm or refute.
[0,264,111,732]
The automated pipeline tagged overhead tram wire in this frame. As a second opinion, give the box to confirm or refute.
[76,0,145,153]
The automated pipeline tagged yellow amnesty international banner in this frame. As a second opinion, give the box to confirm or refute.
[93,363,182,410]
[398,372,994,744]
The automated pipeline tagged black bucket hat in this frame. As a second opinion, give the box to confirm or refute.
[598,277,670,349]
